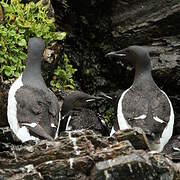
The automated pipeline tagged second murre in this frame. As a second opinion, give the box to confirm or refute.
[106,45,174,152]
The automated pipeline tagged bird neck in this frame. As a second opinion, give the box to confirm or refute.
[25,54,42,73]
[23,55,47,90]
[133,64,155,88]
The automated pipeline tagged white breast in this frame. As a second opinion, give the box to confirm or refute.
[111,87,174,153]
[66,115,72,131]
[110,126,116,136]
[110,88,131,136]
[157,90,174,152]
[117,88,132,130]
[54,112,61,139]
[7,75,38,143]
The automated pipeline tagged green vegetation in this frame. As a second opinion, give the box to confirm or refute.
[104,106,115,128]
[0,0,76,90]
[50,54,77,91]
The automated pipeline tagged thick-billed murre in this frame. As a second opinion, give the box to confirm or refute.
[106,46,174,152]
[7,37,60,143]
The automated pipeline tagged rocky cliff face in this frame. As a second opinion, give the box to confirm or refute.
[0,128,180,179]
[51,0,180,92]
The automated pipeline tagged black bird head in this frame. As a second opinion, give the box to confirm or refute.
[61,91,104,116]
[106,46,151,70]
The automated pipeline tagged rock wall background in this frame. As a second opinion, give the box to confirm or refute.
[51,0,180,134]
[51,0,180,90]
[1,0,180,179]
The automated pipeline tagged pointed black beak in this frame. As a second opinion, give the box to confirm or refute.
[105,49,126,58]
[105,48,135,69]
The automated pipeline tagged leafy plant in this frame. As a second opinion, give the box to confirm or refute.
[0,0,75,90]
[104,106,115,128]
[50,54,77,91]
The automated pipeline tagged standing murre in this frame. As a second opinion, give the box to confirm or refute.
[7,37,60,143]
[106,46,174,152]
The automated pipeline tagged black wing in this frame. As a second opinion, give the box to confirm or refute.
[59,108,109,136]
[122,86,170,139]
[15,86,59,140]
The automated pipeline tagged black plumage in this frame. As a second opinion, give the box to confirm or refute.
[106,46,174,152]
[59,90,109,135]
[7,38,59,142]
[15,86,59,140]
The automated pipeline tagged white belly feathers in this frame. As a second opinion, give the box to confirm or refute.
[7,75,38,143]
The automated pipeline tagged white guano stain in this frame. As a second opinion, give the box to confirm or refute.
[104,170,111,180]
[68,131,81,155]
[69,158,74,169]
[25,164,34,173]
[127,163,133,173]
[45,160,53,165]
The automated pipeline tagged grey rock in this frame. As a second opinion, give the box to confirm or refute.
[113,127,150,150]
[91,152,176,180]
[0,91,8,127]
[0,129,179,179]
[0,127,14,144]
